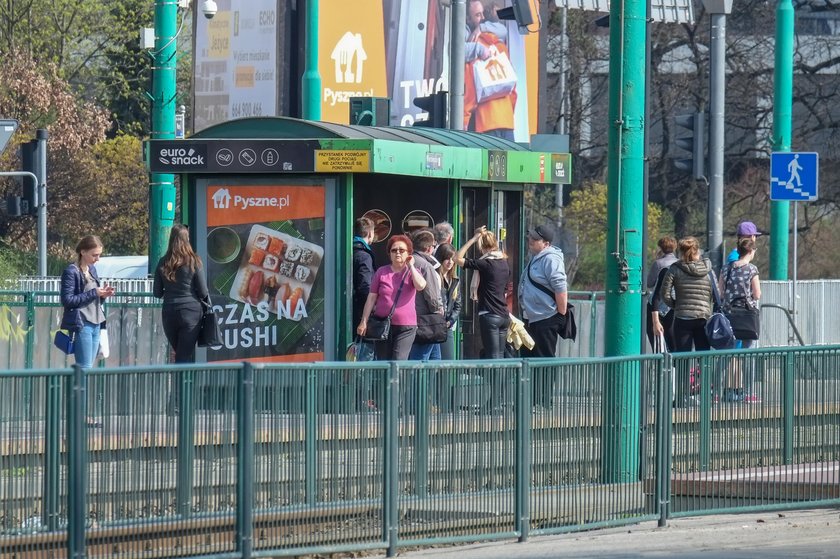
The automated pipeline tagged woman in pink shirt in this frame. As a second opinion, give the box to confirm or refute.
[357,235,427,360]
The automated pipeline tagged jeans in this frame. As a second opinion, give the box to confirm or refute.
[409,342,442,361]
[74,321,101,419]
[74,321,101,369]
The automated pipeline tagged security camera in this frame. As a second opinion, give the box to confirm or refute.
[201,0,217,19]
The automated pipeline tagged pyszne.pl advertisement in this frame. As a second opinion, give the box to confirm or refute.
[205,184,326,362]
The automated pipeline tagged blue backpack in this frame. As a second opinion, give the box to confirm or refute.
[705,271,736,350]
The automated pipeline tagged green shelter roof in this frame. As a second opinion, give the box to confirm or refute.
[193,116,529,151]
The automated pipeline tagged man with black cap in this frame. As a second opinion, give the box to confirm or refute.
[519,223,568,358]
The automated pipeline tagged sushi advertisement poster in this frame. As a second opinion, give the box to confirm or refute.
[204,184,326,362]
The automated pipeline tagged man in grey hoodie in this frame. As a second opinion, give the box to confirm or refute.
[519,223,568,358]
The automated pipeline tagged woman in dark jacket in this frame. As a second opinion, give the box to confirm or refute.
[153,224,210,363]
[61,235,115,426]
[659,236,716,352]
[60,235,115,368]
[454,226,510,359]
[434,243,461,360]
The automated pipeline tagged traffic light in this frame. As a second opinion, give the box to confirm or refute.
[497,0,535,27]
[673,110,705,180]
[19,140,40,215]
[413,91,448,128]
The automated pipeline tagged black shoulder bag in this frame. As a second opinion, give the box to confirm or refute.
[527,261,576,341]
[364,269,409,342]
[198,296,223,348]
[722,265,761,340]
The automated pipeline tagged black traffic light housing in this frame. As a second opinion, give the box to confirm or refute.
[497,0,535,27]
[19,140,39,215]
[412,91,448,128]
[673,110,706,180]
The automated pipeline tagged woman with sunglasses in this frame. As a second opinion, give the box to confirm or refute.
[357,235,427,360]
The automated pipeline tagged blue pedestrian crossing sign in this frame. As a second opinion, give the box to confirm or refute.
[770,152,819,201]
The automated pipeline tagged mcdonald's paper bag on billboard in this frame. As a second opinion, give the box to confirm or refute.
[473,52,517,103]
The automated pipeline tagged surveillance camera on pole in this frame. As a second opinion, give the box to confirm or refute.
[201,0,217,19]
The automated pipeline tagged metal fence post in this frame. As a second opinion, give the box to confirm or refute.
[516,360,531,542]
[176,369,195,517]
[384,362,400,557]
[657,353,673,527]
[305,367,317,506]
[415,366,430,496]
[699,354,711,470]
[67,364,87,558]
[43,369,61,531]
[236,362,255,559]
[783,350,795,464]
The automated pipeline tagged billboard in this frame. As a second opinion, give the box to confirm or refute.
[321,0,540,141]
[193,0,281,131]
[193,0,540,141]
[203,184,327,362]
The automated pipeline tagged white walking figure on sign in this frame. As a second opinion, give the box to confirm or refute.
[786,153,803,188]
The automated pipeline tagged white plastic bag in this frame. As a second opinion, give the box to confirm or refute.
[473,51,517,103]
[98,329,110,359]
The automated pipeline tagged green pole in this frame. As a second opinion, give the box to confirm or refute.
[602,0,646,482]
[769,0,793,280]
[149,0,178,273]
[301,0,321,120]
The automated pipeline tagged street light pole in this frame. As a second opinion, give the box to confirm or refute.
[149,0,178,273]
[450,0,466,130]
[702,0,732,274]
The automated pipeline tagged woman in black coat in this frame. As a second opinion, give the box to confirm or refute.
[153,224,210,363]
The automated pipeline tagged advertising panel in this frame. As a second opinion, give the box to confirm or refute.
[204,184,326,362]
[321,0,540,142]
[194,0,280,131]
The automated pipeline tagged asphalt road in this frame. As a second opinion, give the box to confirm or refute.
[379,508,840,558]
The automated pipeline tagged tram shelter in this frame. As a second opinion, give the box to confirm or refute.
[147,116,571,362]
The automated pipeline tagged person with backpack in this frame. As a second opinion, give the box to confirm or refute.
[659,236,717,353]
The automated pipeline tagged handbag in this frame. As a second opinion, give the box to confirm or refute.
[54,330,75,355]
[527,261,577,342]
[197,297,223,348]
[473,51,518,103]
[415,313,448,343]
[98,328,110,359]
[363,268,410,342]
[726,305,760,340]
[705,272,736,350]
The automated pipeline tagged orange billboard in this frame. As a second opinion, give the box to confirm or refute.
[204,184,327,363]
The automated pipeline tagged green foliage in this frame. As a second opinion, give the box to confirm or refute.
[563,183,671,289]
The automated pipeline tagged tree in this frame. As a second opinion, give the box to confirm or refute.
[544,2,840,279]
[563,183,668,289]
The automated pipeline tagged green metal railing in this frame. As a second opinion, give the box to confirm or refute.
[2,346,840,558]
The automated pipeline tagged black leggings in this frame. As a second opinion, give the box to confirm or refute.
[479,313,510,359]
[673,317,711,352]
[162,300,203,363]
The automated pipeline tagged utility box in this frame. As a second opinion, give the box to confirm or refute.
[349,97,391,126]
